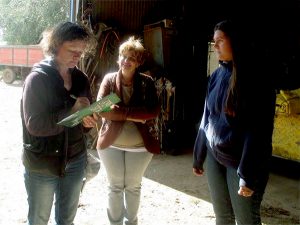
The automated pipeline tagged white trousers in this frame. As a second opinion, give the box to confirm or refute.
[98,147,153,225]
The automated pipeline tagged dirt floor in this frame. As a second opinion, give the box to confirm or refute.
[0,79,299,225]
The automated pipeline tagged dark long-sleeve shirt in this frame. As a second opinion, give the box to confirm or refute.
[193,61,276,189]
[21,58,92,176]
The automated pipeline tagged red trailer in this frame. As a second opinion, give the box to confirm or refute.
[0,45,44,84]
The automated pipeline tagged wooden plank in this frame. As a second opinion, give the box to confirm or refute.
[13,48,27,66]
[28,47,44,66]
[0,45,44,67]
[0,47,13,65]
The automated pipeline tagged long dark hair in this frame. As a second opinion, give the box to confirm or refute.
[214,20,250,117]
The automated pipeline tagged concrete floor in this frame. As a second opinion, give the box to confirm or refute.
[0,79,299,225]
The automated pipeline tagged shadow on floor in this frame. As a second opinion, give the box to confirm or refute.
[270,156,300,179]
[144,149,300,202]
[144,148,211,202]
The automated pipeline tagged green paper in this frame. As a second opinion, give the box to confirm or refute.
[57,93,121,127]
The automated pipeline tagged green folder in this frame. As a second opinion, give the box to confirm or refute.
[57,93,121,127]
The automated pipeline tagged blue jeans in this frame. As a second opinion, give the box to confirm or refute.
[98,148,153,225]
[24,153,87,225]
[205,150,267,225]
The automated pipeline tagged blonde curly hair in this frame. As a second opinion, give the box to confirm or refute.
[118,36,146,65]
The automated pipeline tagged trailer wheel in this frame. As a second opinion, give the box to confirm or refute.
[2,68,16,84]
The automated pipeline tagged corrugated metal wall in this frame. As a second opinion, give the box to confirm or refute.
[90,0,175,33]
[78,0,182,97]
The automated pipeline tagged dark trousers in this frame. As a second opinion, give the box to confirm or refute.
[205,150,268,225]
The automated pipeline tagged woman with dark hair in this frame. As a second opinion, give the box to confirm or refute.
[21,21,97,225]
[193,20,276,225]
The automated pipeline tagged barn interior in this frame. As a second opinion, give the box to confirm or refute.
[72,0,300,155]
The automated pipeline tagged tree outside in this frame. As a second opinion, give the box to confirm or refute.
[0,0,70,45]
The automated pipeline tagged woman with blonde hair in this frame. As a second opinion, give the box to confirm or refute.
[96,36,160,225]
